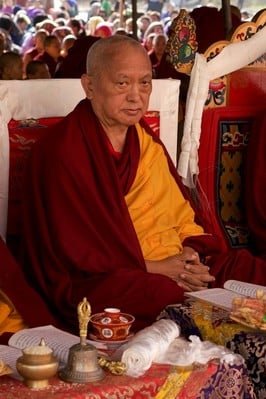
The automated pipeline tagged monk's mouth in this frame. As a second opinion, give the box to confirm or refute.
[124,109,141,115]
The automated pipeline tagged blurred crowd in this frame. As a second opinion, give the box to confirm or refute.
[0,0,263,80]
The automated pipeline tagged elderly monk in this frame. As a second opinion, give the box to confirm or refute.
[21,35,266,335]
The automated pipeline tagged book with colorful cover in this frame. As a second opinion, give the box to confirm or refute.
[185,280,266,330]
[185,280,265,311]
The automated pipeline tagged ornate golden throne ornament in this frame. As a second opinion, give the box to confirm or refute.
[166,9,198,75]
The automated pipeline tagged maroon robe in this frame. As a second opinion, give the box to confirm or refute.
[54,36,100,78]
[34,51,63,78]
[190,6,242,53]
[21,99,266,335]
[0,237,57,343]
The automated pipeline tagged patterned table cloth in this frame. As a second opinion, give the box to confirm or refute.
[0,360,256,399]
[159,301,266,398]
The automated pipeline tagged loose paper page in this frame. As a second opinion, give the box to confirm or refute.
[8,325,107,365]
[0,345,22,380]
[185,288,242,310]
[224,280,265,298]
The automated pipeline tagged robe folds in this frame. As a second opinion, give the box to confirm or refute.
[0,237,56,343]
[20,99,266,334]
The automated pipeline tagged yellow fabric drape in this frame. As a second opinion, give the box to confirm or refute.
[156,369,191,399]
[125,125,204,260]
[0,290,26,335]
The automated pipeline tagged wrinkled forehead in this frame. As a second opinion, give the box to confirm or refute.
[107,42,150,67]
[87,38,152,79]
[108,41,146,57]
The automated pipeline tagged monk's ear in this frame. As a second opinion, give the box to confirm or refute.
[81,73,93,99]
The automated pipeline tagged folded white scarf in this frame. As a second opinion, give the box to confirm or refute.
[113,319,180,377]
[114,326,243,378]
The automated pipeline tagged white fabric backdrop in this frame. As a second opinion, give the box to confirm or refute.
[0,78,180,240]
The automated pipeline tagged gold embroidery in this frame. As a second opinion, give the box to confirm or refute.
[156,369,191,399]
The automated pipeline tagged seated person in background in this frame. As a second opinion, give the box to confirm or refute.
[34,34,63,77]
[52,26,73,44]
[0,51,23,79]
[137,14,151,43]
[36,19,58,35]
[0,14,23,51]
[87,15,105,36]
[21,14,49,55]
[21,36,266,336]
[26,60,51,79]
[23,29,48,78]
[148,33,168,76]
[143,20,164,42]
[148,10,162,22]
[94,22,113,38]
[0,236,56,343]
[67,17,86,38]
[142,32,156,52]
[55,35,100,78]
[60,34,76,57]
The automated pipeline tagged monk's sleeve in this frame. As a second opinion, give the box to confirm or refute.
[173,193,222,257]
[22,141,98,321]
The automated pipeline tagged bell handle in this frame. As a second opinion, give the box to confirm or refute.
[77,297,91,345]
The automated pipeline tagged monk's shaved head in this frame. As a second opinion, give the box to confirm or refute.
[86,35,151,79]
[81,32,152,132]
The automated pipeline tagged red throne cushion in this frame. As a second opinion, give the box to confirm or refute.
[198,105,266,251]
[228,69,266,107]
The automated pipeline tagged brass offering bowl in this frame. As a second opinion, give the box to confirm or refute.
[16,339,59,389]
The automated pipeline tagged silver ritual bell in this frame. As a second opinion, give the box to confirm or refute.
[59,298,104,383]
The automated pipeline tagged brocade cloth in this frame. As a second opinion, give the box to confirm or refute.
[159,302,265,398]
[0,361,256,399]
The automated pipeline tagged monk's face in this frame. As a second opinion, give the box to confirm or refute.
[83,44,152,131]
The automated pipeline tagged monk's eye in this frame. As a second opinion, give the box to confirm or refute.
[116,81,128,88]
[141,79,152,88]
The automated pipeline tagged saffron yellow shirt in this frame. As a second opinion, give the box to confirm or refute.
[0,289,26,335]
[125,124,204,260]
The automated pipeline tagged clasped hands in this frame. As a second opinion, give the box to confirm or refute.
[145,246,215,292]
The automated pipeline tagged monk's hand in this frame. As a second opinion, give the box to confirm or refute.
[145,255,188,282]
[145,249,215,291]
[179,246,201,265]
[177,246,215,292]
